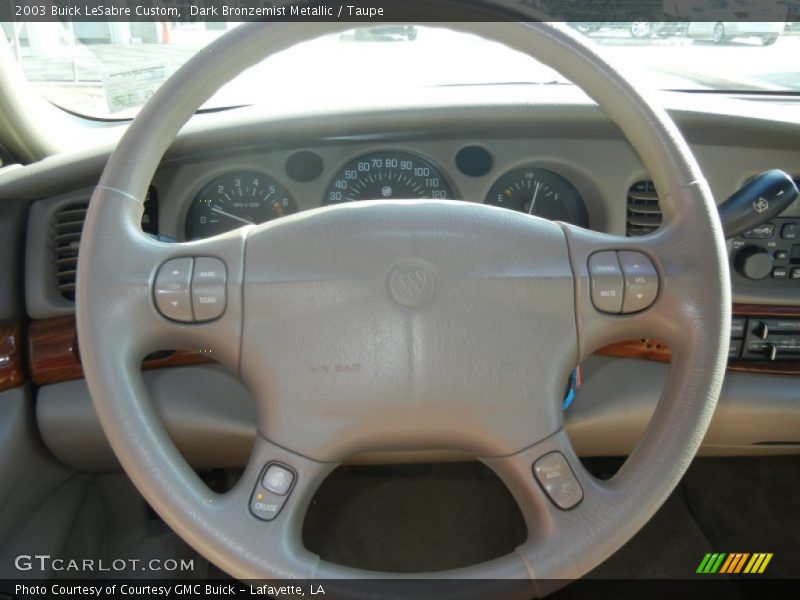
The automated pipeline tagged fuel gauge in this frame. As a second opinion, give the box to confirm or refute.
[485,167,588,227]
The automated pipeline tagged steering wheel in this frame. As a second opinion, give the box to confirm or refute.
[76,7,730,597]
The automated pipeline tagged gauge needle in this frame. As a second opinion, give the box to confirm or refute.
[528,182,541,215]
[210,207,254,225]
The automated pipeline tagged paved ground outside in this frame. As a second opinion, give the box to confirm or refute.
[8,25,800,117]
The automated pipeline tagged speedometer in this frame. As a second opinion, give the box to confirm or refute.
[324,151,454,204]
[186,171,296,240]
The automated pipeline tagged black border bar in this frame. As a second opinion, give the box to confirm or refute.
[2,0,799,23]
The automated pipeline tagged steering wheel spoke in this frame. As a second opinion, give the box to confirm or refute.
[144,231,247,371]
[561,219,722,361]
[483,429,620,584]
[211,434,337,578]
[230,433,337,527]
[77,184,246,373]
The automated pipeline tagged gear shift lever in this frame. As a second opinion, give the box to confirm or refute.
[717,169,798,239]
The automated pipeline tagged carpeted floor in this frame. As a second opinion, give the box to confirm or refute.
[303,456,800,580]
[303,461,527,572]
[59,457,800,584]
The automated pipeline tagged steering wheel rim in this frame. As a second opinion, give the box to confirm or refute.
[76,10,730,596]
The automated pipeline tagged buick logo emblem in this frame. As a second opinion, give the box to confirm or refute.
[387,261,435,308]
[753,197,769,214]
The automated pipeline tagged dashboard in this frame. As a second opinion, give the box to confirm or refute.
[180,145,590,240]
[160,137,610,244]
[12,93,800,316]
[3,89,800,469]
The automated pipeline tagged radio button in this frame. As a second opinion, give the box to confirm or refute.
[154,258,194,322]
[191,257,227,322]
[781,223,798,240]
[588,252,624,314]
[735,246,773,280]
[730,317,746,339]
[618,251,659,314]
[742,224,775,239]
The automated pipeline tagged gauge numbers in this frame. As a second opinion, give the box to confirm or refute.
[324,152,454,204]
[186,171,296,240]
[485,167,588,227]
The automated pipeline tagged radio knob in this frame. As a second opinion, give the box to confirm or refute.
[735,246,773,280]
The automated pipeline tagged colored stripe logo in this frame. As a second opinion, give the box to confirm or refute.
[697,553,773,574]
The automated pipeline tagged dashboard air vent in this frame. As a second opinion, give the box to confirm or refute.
[52,187,158,301]
[53,201,88,301]
[626,180,662,237]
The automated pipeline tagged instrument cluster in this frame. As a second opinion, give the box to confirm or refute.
[183,146,590,240]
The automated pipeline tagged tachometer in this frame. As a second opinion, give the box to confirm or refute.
[485,167,589,227]
[186,171,296,240]
[324,151,454,204]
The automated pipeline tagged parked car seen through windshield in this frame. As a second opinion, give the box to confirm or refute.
[2,20,799,119]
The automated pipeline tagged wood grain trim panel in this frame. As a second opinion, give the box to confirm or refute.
[727,360,800,376]
[732,304,800,318]
[27,316,82,386]
[595,338,671,363]
[0,322,24,392]
[28,317,213,387]
[27,306,800,386]
[596,305,800,375]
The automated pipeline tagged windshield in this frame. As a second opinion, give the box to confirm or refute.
[2,21,798,118]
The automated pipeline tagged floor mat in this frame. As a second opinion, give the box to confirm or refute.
[682,456,800,579]
[586,489,712,578]
[57,457,799,585]
[303,462,527,572]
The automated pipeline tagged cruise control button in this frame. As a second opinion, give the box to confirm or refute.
[618,251,659,313]
[154,258,193,322]
[588,251,624,314]
[249,490,285,521]
[262,464,294,496]
[250,463,296,521]
[191,257,227,322]
[533,452,583,510]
